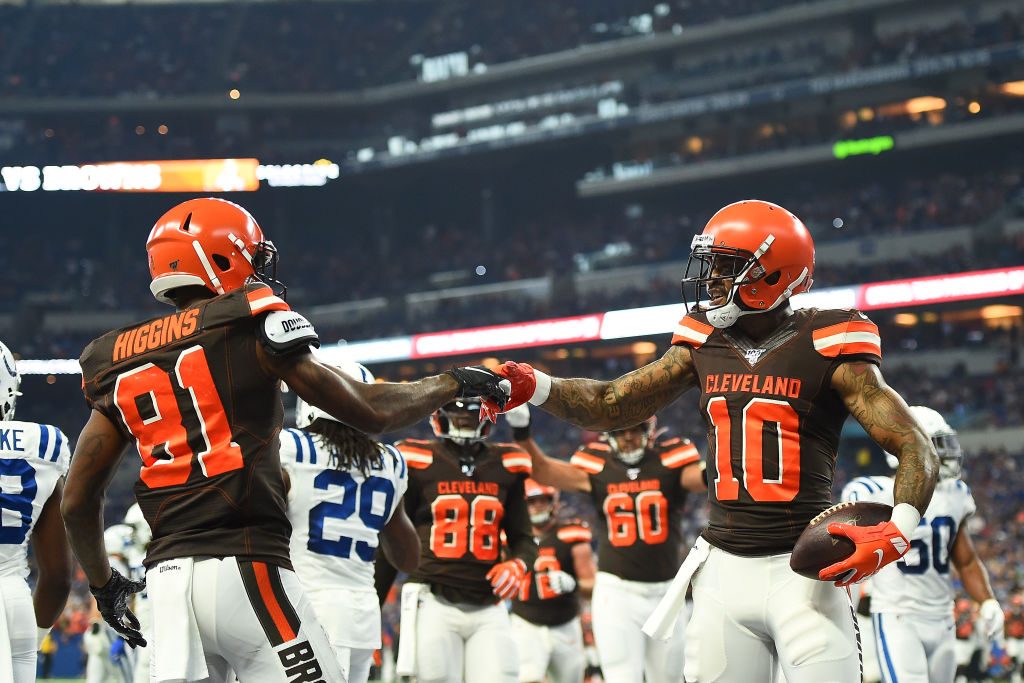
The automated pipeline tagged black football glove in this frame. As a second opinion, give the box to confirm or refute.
[90,568,147,648]
[446,366,511,410]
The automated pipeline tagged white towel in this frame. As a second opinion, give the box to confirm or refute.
[643,537,711,640]
[150,558,208,682]
[395,583,427,677]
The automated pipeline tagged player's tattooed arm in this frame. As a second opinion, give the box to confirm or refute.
[542,345,697,431]
[62,410,129,587]
[263,348,460,433]
[831,362,938,514]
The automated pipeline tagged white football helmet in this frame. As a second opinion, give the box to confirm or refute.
[294,360,375,429]
[123,503,152,549]
[104,523,135,559]
[0,341,21,421]
[885,405,962,479]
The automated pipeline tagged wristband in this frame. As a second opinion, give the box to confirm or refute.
[529,370,552,406]
[37,627,49,649]
[890,502,921,539]
[512,426,531,441]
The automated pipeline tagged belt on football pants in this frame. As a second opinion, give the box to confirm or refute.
[396,582,428,677]
[643,536,711,641]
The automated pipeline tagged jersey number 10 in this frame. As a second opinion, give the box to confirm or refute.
[113,345,244,489]
[707,397,801,503]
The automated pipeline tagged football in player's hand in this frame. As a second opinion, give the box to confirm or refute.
[790,501,892,580]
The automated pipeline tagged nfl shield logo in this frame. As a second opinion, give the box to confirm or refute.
[626,468,640,480]
[744,348,765,365]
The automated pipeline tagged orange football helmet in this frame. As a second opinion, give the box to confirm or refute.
[524,478,558,525]
[681,199,814,328]
[146,198,281,304]
[524,479,558,501]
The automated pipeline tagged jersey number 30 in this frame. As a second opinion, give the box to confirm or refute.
[707,397,801,502]
[113,345,243,489]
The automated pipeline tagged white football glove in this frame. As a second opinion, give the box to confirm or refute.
[545,570,577,595]
[505,404,531,429]
[979,599,1005,641]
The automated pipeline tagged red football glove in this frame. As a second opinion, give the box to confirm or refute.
[480,362,538,422]
[819,521,910,587]
[486,559,527,601]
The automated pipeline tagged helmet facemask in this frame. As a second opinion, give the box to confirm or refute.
[250,239,287,300]
[933,432,963,480]
[527,494,557,526]
[0,343,21,421]
[432,399,492,446]
[606,423,651,466]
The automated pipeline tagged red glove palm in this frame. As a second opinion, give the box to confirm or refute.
[481,362,538,422]
[486,559,527,601]
[819,521,910,587]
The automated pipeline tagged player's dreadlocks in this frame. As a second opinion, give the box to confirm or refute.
[305,418,385,476]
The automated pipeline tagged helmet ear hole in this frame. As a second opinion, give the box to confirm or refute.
[212,254,231,271]
[180,213,193,233]
[765,271,781,286]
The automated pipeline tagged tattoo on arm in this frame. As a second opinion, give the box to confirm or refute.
[833,362,938,513]
[543,345,697,431]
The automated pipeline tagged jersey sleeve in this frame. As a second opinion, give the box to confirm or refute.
[670,314,714,349]
[812,310,881,366]
[383,444,409,520]
[956,480,977,519]
[278,429,301,466]
[556,521,593,546]
[499,445,532,476]
[840,476,886,503]
[657,437,701,469]
[569,443,607,475]
[29,424,71,475]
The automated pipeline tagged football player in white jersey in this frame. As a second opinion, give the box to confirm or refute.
[281,360,420,683]
[123,503,153,683]
[841,405,1004,683]
[0,340,72,682]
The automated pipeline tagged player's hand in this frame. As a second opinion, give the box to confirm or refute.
[819,521,909,587]
[447,366,511,419]
[90,568,147,648]
[978,599,1005,641]
[481,361,544,418]
[544,570,577,596]
[486,559,527,600]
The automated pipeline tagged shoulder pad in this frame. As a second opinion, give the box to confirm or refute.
[570,446,606,475]
[496,445,531,475]
[246,284,290,316]
[812,310,881,361]
[259,310,319,356]
[671,313,714,349]
[280,428,321,465]
[396,440,434,470]
[657,439,700,469]
[384,444,407,480]
[557,523,593,545]
[8,423,71,474]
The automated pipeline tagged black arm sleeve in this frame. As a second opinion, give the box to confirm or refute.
[502,477,539,567]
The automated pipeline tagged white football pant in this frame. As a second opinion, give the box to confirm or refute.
[334,646,373,683]
[147,557,344,682]
[685,547,861,683]
[0,576,38,683]
[511,614,584,683]
[591,571,687,683]
[872,613,956,683]
[415,590,518,683]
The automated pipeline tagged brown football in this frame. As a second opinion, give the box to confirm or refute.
[790,501,892,580]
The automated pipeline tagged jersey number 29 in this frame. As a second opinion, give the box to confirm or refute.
[308,470,395,561]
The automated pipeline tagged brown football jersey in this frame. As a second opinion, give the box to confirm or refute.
[671,307,882,556]
[80,283,319,569]
[512,519,592,627]
[396,438,538,605]
[570,437,700,582]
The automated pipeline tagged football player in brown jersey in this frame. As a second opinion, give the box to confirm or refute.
[61,198,512,683]
[510,478,596,683]
[509,405,703,683]
[488,199,941,682]
[375,398,538,683]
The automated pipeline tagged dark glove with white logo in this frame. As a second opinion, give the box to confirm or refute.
[90,568,147,648]
[447,366,511,412]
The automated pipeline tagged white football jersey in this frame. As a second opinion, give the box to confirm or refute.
[841,476,976,616]
[0,421,71,578]
[281,427,408,593]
